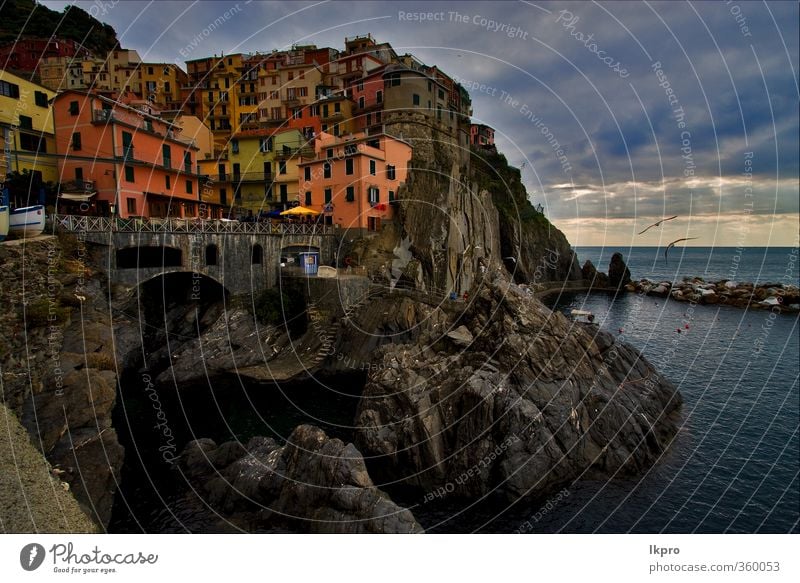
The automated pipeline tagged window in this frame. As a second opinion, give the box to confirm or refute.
[18,115,32,130]
[251,244,263,265]
[322,104,329,117]
[357,81,363,91]
[231,139,239,153]
[326,148,333,159]
[205,245,218,266]
[345,144,357,156]
[75,168,83,181]
[358,96,365,109]
[279,184,288,202]
[162,144,171,167]
[220,188,227,205]
[376,90,383,103]
[186,180,193,194]
[346,186,355,202]
[218,164,227,181]
[124,166,134,182]
[368,186,379,204]
[438,89,444,100]
[323,162,331,179]
[305,191,312,205]
[428,81,432,92]
[224,77,230,89]
[232,163,241,178]
[279,161,287,174]
[208,91,214,102]
[0,80,20,98]
[184,151,192,172]
[368,216,380,231]
[334,101,340,113]
[34,91,48,107]
[127,198,136,214]
[389,190,395,202]
[304,167,311,181]
[264,161,271,176]
[366,113,371,126]
[148,66,154,75]
[369,160,376,176]
[165,175,171,189]
[388,73,400,86]
[19,133,45,152]
[387,165,396,180]
[412,93,420,106]
[259,137,271,152]
[324,188,332,204]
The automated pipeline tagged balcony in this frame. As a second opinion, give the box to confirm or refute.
[59,179,96,193]
[274,146,315,160]
[116,145,136,162]
[231,172,272,183]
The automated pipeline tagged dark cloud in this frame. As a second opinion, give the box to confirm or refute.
[38,0,798,244]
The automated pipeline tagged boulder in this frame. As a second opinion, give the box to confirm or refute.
[446,325,474,347]
[180,425,423,534]
[607,253,632,289]
[582,260,610,288]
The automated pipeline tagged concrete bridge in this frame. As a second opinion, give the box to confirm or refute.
[54,215,337,295]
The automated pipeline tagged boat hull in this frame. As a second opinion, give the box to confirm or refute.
[9,205,45,238]
[0,206,8,242]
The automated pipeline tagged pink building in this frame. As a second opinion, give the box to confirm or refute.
[470,123,495,147]
[297,131,411,233]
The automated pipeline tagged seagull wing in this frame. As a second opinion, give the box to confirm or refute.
[638,223,655,235]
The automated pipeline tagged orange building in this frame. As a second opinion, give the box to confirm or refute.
[53,90,200,218]
[297,131,411,233]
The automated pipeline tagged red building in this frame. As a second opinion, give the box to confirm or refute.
[470,123,495,147]
[0,37,85,74]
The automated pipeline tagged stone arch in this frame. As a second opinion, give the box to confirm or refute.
[251,243,263,265]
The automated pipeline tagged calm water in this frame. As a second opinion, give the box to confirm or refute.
[574,246,799,286]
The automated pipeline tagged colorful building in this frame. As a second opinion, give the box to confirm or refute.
[52,90,200,218]
[0,70,58,194]
[470,123,495,147]
[0,37,86,75]
[228,128,313,215]
[297,131,411,233]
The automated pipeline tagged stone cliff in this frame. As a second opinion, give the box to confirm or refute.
[355,270,682,501]
[0,236,123,529]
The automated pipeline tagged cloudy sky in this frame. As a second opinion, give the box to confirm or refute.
[41,0,799,246]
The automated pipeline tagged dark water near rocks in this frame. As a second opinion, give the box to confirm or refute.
[574,246,799,286]
[405,290,798,533]
[111,246,798,533]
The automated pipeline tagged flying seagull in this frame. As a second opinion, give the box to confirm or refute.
[664,237,698,263]
[638,215,678,235]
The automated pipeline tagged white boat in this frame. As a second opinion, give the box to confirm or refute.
[0,205,8,242]
[9,205,45,238]
[570,309,595,323]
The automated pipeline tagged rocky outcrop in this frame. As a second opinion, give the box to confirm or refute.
[0,236,123,529]
[179,424,423,533]
[0,403,98,533]
[355,270,682,502]
[582,260,610,288]
[608,252,632,289]
[625,278,800,312]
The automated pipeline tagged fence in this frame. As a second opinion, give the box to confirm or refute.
[53,214,334,235]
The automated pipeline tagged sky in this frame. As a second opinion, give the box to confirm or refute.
[38,0,800,247]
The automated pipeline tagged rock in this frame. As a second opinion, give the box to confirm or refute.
[582,260,610,288]
[608,253,632,289]
[180,425,423,534]
[355,272,681,503]
[446,325,474,347]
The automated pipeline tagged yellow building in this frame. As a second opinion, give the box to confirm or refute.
[0,70,58,185]
[228,128,313,215]
[139,63,188,111]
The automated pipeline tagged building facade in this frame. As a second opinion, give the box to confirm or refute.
[53,90,200,218]
[297,131,411,232]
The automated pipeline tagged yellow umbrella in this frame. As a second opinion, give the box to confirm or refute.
[280,205,321,216]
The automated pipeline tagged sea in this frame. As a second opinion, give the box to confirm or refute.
[110,246,799,533]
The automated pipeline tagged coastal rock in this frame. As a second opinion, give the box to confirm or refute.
[582,260,610,288]
[607,253,632,289]
[355,272,682,502]
[446,325,474,347]
[180,425,423,534]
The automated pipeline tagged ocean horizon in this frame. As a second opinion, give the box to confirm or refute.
[573,246,799,286]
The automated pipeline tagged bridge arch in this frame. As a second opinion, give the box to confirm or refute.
[137,271,229,306]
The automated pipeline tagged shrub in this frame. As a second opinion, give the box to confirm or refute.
[253,288,307,336]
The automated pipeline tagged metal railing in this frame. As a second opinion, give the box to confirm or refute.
[54,214,334,235]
